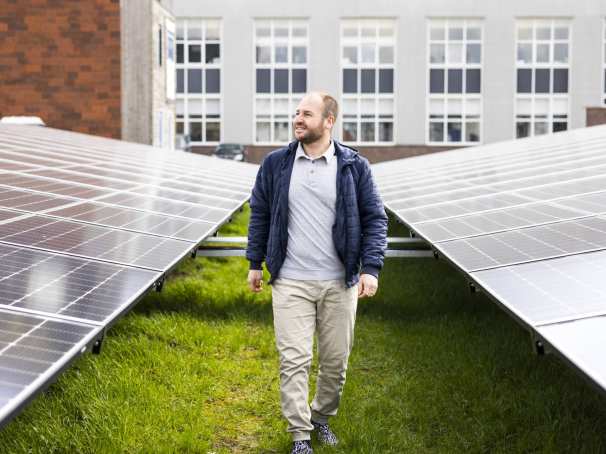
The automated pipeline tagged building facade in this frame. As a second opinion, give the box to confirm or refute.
[0,0,175,149]
[173,0,606,162]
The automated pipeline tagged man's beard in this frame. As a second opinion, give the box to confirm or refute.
[295,124,324,144]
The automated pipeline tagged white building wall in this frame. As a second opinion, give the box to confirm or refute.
[173,0,606,147]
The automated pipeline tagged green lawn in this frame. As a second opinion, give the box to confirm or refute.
[0,206,605,453]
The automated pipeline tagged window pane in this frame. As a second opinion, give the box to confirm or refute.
[206,44,220,64]
[517,69,532,93]
[343,122,357,142]
[447,122,462,142]
[343,46,357,64]
[536,26,551,40]
[205,69,220,93]
[274,98,288,115]
[187,69,202,93]
[361,69,376,93]
[465,69,481,93]
[274,121,290,142]
[448,27,463,40]
[188,44,201,63]
[379,69,393,93]
[189,122,202,141]
[292,46,306,64]
[256,122,270,142]
[361,123,375,142]
[430,26,445,40]
[536,44,550,63]
[275,27,288,37]
[379,122,393,142]
[554,27,569,40]
[176,121,184,135]
[466,43,481,64]
[292,69,306,93]
[429,99,444,118]
[188,22,202,40]
[256,46,271,64]
[553,122,567,132]
[275,46,288,63]
[447,43,463,63]
[429,122,444,142]
[447,69,463,93]
[378,99,393,116]
[516,122,530,138]
[553,68,568,93]
[535,68,550,93]
[177,69,184,93]
[554,43,568,63]
[176,22,185,40]
[534,122,549,135]
[256,26,270,38]
[465,122,480,142]
[274,69,289,93]
[361,44,375,63]
[189,99,202,117]
[177,44,184,63]
[467,27,481,40]
[517,27,532,40]
[292,26,307,37]
[430,44,445,63]
[517,44,532,64]
[205,122,220,142]
[343,69,358,93]
[256,68,270,93]
[379,46,394,64]
[206,22,220,40]
[430,69,444,93]
[206,99,220,118]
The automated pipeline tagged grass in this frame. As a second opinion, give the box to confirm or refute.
[0,206,605,453]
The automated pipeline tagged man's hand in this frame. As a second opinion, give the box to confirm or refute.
[247,270,264,292]
[358,274,378,298]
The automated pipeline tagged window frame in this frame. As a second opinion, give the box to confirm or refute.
[339,18,397,146]
[513,18,571,139]
[253,19,309,146]
[175,18,223,146]
[425,18,484,146]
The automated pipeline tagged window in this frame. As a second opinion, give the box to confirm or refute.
[515,19,570,138]
[427,19,482,145]
[341,19,395,144]
[254,20,308,144]
[175,19,222,144]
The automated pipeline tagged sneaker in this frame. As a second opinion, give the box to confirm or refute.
[291,440,313,454]
[311,420,338,446]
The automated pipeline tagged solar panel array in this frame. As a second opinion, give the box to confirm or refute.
[0,124,257,425]
[372,125,606,393]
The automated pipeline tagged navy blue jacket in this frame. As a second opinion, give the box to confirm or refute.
[246,140,388,288]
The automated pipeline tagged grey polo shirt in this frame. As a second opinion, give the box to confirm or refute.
[280,141,345,281]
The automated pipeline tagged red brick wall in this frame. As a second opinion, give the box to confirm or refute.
[0,0,121,138]
[191,144,460,164]
[587,107,606,127]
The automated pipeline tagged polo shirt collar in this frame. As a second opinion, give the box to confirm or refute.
[296,140,336,163]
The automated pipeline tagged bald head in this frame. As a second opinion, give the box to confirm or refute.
[303,92,339,122]
[293,92,339,145]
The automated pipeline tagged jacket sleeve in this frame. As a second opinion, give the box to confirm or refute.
[246,158,270,270]
[357,159,388,278]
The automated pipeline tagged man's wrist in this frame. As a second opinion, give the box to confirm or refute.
[360,265,380,278]
[249,261,263,271]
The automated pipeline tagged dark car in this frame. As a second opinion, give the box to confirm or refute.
[213,143,248,161]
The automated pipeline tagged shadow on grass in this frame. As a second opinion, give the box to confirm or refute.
[133,281,274,324]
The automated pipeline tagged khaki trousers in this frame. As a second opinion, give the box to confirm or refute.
[271,278,358,441]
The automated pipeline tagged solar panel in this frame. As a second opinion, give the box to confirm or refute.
[0,210,195,271]
[373,124,606,395]
[0,124,258,427]
[0,308,99,427]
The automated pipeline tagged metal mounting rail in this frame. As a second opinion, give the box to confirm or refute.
[197,236,433,258]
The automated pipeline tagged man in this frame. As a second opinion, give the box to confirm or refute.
[246,92,387,454]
